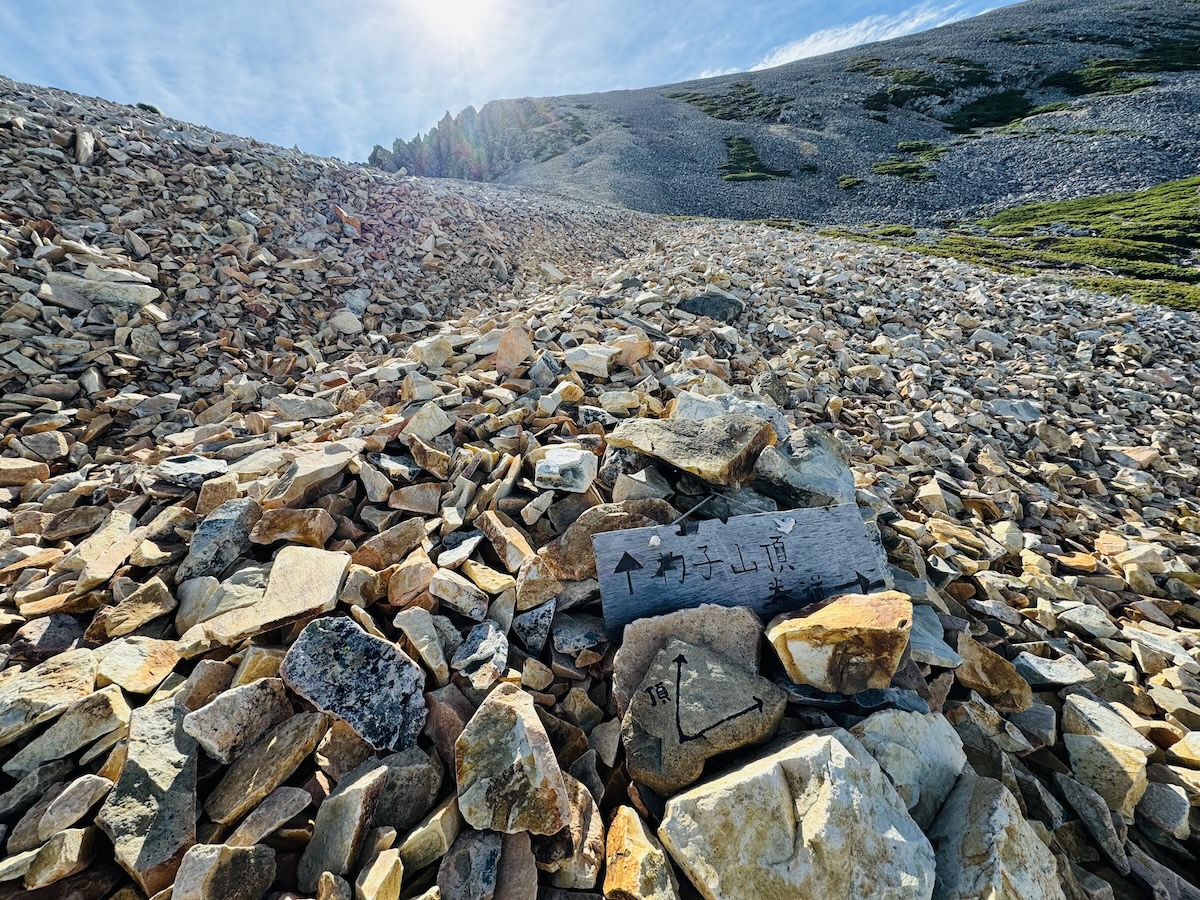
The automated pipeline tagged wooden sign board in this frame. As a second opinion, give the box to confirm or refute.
[593,504,891,637]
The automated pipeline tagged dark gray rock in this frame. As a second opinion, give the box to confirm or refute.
[512,600,555,656]
[176,498,261,583]
[281,616,427,751]
[438,829,502,900]
[155,454,229,489]
[676,293,744,323]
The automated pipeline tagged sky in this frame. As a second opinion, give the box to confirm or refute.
[0,0,1016,162]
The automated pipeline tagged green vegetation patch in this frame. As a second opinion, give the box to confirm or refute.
[944,90,1035,131]
[848,57,996,112]
[720,137,791,181]
[1041,34,1200,96]
[666,81,794,122]
[872,159,934,183]
[834,176,1200,311]
[837,175,863,190]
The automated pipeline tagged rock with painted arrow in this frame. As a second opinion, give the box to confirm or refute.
[622,638,787,794]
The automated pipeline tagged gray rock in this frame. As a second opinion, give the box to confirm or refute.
[281,616,427,751]
[154,454,229,489]
[676,293,744,323]
[623,639,786,794]
[1012,651,1095,687]
[908,604,963,669]
[269,393,339,420]
[927,774,1066,900]
[182,677,292,763]
[176,498,262,583]
[450,620,509,691]
[374,747,445,831]
[438,829,502,900]
[851,709,967,829]
[173,843,276,900]
[96,699,198,895]
[297,759,388,892]
[512,600,555,655]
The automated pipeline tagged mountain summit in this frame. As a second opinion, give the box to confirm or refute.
[370,0,1200,224]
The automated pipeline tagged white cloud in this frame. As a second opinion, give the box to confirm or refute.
[749,1,974,70]
[697,66,743,78]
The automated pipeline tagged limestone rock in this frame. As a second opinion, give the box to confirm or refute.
[262,439,364,509]
[767,592,913,694]
[374,747,445,831]
[226,786,312,847]
[954,633,1033,713]
[927,773,1066,900]
[533,773,604,889]
[205,712,328,824]
[658,728,936,899]
[96,636,179,693]
[1063,732,1148,820]
[613,603,763,717]
[96,699,198,895]
[0,648,97,748]
[173,843,276,900]
[622,638,786,794]
[281,616,427,751]
[0,456,50,486]
[297,759,388,892]
[851,709,967,828]
[188,546,349,649]
[604,805,681,900]
[606,414,776,486]
[249,507,337,547]
[455,682,570,835]
[182,677,292,763]
[3,683,129,778]
[23,826,97,890]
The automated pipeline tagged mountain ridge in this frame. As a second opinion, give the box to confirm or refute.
[369,0,1200,224]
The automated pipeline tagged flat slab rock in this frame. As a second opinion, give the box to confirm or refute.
[606,413,776,487]
[281,615,427,751]
[623,638,786,794]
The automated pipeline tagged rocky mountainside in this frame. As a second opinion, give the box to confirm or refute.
[2,65,1200,900]
[369,0,1200,225]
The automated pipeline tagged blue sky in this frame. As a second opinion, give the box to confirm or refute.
[1,0,1014,162]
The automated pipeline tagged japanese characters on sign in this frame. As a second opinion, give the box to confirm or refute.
[592,504,891,637]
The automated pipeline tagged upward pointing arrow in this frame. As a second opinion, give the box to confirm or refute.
[614,551,644,594]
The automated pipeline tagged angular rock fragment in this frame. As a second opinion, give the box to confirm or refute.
[297,759,388,892]
[927,774,1066,900]
[0,648,97,748]
[455,682,570,835]
[173,843,276,900]
[658,729,935,899]
[281,616,427,750]
[182,677,292,763]
[96,699,198,895]
[767,592,912,694]
[205,712,328,824]
[176,498,261,582]
[186,546,349,649]
[604,805,681,900]
[607,414,776,486]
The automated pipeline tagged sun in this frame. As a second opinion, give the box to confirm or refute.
[410,0,499,49]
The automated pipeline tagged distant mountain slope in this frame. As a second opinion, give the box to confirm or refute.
[369,0,1200,224]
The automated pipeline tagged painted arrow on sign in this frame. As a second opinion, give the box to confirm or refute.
[613,551,644,594]
[672,653,767,744]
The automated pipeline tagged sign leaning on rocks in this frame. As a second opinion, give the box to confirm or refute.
[593,504,891,636]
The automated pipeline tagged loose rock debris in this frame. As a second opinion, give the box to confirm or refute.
[1,75,1200,900]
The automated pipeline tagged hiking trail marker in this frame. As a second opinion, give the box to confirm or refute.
[592,503,891,637]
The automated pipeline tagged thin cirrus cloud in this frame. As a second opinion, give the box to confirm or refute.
[700,0,983,77]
